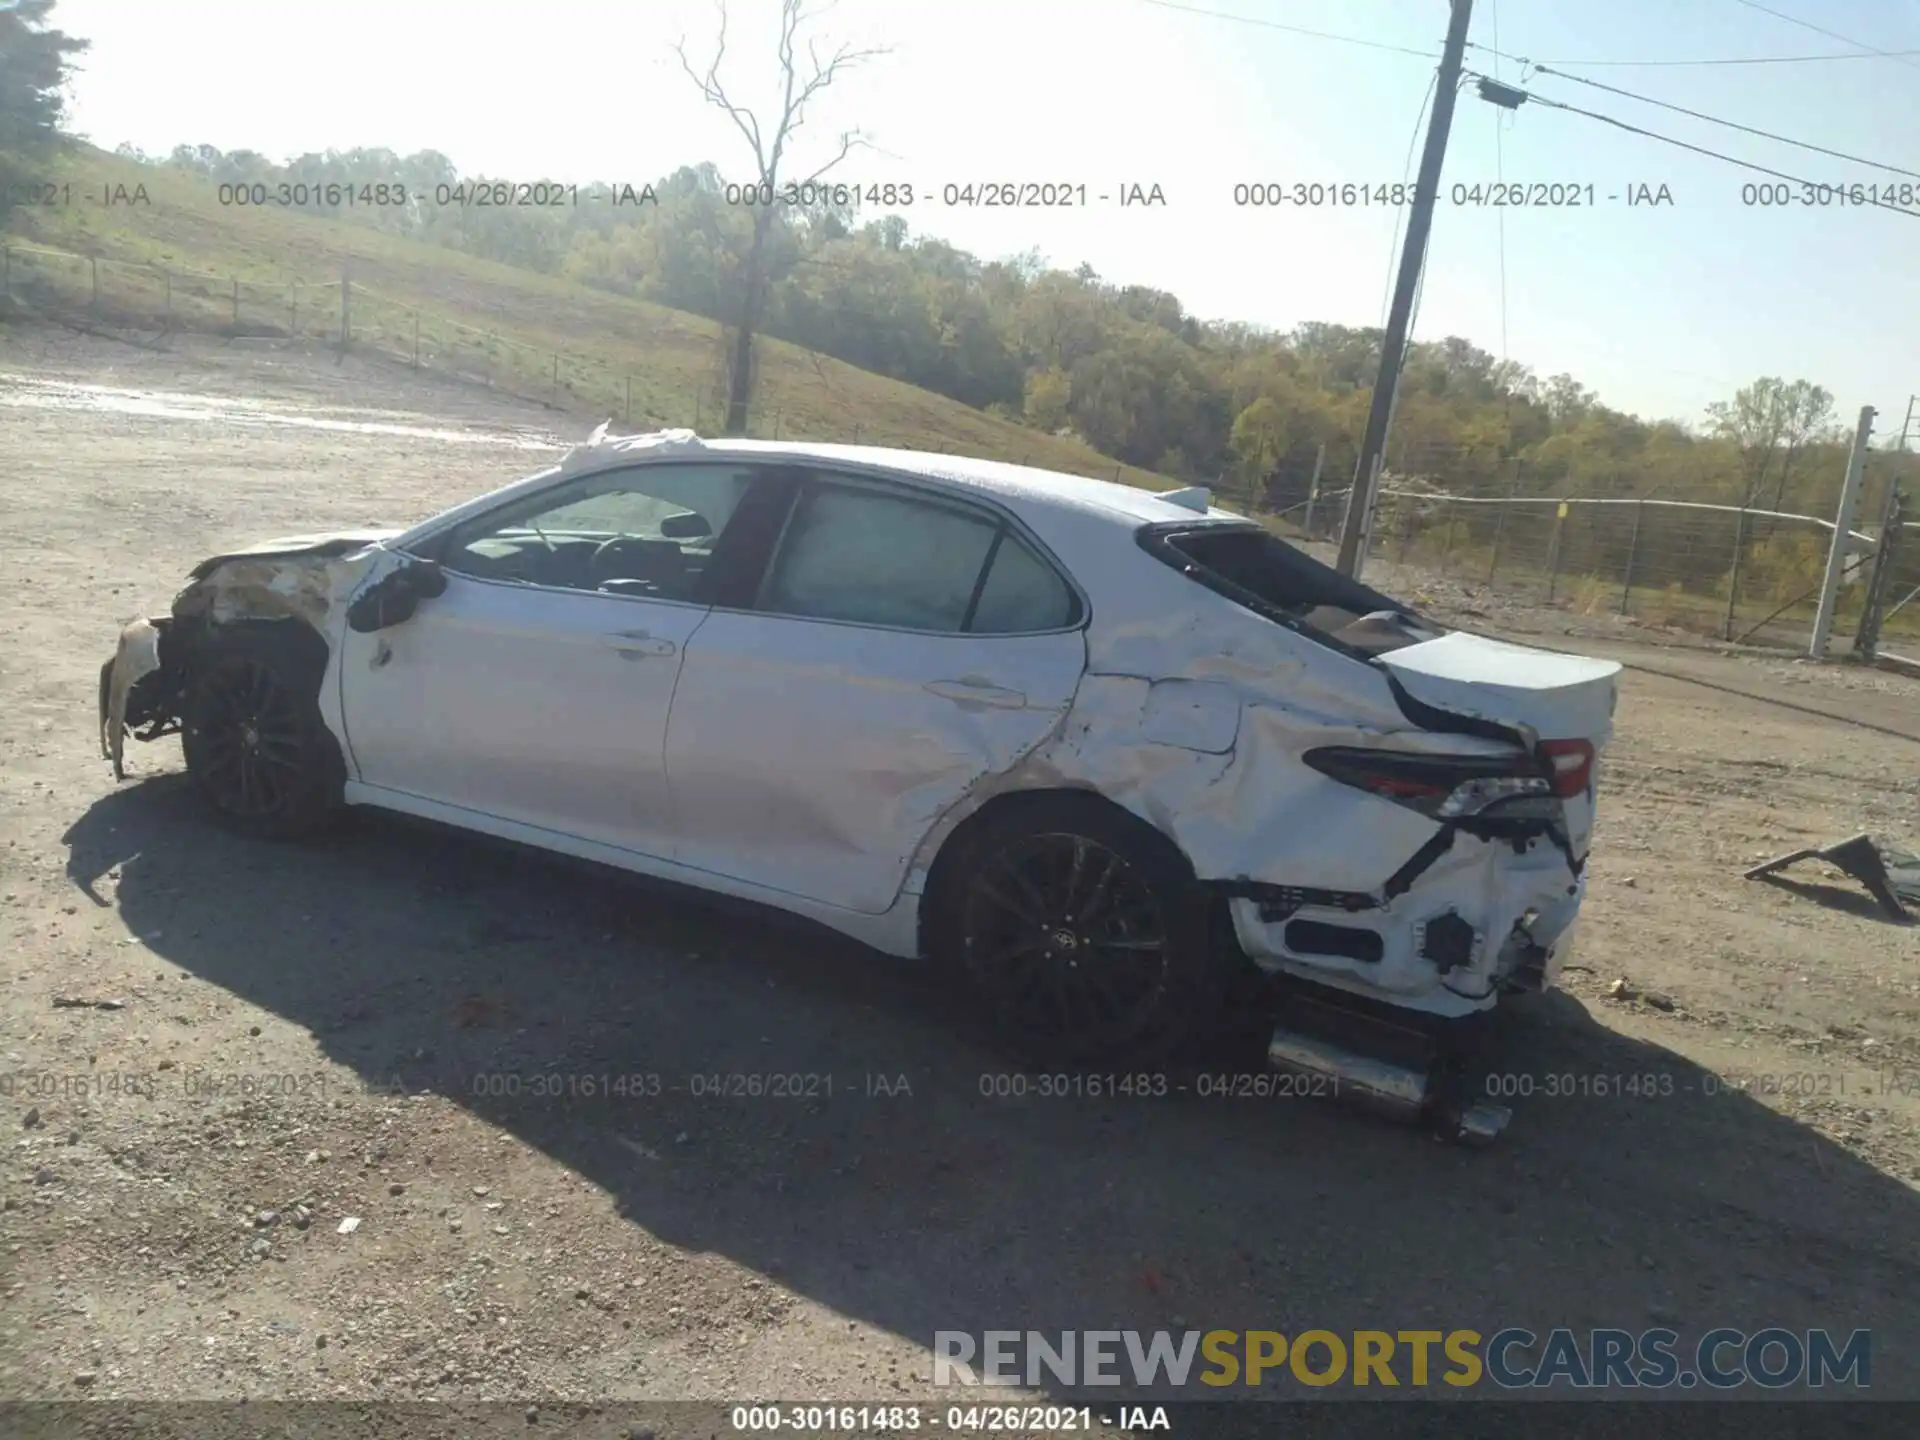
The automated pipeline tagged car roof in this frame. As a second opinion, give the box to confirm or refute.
[563,430,1243,529]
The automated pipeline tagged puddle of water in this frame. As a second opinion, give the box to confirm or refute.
[0,373,565,451]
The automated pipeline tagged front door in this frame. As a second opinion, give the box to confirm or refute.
[338,461,764,857]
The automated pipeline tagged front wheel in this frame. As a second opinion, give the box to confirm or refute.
[181,627,343,839]
[941,796,1230,1067]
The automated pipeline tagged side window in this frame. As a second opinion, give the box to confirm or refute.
[755,479,1079,633]
[440,464,756,601]
[970,533,1078,633]
[759,484,999,632]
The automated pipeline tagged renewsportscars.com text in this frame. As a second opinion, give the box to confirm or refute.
[933,1327,1870,1390]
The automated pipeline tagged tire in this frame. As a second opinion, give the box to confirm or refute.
[935,794,1231,1067]
[180,624,344,839]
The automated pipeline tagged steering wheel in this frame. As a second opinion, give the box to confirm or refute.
[590,535,686,592]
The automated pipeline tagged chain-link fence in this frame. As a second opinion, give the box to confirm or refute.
[1278,477,1920,656]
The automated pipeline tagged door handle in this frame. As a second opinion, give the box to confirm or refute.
[602,630,677,658]
[924,679,1026,709]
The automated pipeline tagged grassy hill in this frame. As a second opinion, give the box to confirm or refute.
[3,145,1171,488]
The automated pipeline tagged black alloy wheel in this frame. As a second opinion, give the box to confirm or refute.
[181,625,342,839]
[961,829,1179,1062]
[191,656,309,822]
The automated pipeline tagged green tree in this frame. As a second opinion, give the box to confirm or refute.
[0,0,89,223]
[1024,366,1071,431]
[1229,396,1291,506]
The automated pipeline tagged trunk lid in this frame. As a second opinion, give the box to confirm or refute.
[1375,631,1622,859]
[1374,631,1621,748]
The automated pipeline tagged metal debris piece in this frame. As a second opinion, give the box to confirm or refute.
[1744,833,1919,922]
[52,995,127,1010]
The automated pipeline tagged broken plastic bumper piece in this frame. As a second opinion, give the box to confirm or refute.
[1744,833,1918,923]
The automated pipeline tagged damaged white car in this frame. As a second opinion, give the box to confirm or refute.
[100,429,1618,1141]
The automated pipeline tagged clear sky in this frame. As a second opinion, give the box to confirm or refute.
[47,0,1920,434]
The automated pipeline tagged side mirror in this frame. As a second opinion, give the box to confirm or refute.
[346,557,447,634]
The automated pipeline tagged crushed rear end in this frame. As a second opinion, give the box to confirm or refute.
[1122,520,1622,1141]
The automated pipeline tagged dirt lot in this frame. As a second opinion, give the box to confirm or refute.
[3,330,1919,1408]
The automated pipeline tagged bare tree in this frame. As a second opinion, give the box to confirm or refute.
[676,0,887,436]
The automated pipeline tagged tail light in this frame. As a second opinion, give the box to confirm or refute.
[1538,738,1594,798]
[1304,745,1564,821]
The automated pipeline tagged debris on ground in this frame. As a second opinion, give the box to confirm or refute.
[1744,833,1920,922]
[51,995,126,1010]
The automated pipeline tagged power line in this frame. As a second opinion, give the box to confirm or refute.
[1135,0,1920,70]
[1133,0,1439,58]
[1490,0,1509,368]
[1728,0,1920,71]
[1492,46,1920,68]
[1530,66,1920,181]
[1379,71,1439,331]
[1471,74,1920,219]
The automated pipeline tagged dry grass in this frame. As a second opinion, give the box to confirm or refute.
[4,146,1168,487]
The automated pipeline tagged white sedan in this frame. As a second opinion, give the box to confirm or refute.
[100,429,1619,1140]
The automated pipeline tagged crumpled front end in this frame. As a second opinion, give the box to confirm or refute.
[98,532,406,779]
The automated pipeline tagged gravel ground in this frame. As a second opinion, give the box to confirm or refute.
[2,331,1918,1413]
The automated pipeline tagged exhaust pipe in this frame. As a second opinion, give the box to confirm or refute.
[1267,1027,1512,1145]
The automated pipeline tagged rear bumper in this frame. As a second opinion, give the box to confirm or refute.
[1223,829,1585,1019]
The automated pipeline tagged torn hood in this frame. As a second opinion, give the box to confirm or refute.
[1375,630,1622,748]
[187,529,403,580]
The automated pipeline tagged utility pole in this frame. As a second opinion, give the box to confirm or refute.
[1336,0,1476,577]
[1808,404,1875,660]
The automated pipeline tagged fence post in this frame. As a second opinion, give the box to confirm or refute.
[624,375,632,424]
[2,245,9,304]
[1437,498,1455,575]
[773,410,783,440]
[412,310,420,368]
[552,352,560,396]
[339,271,351,351]
[163,268,171,318]
[1303,442,1326,538]
[1811,406,1877,658]
[1486,464,1520,586]
[1722,505,1749,641]
[485,334,495,387]
[1546,499,1568,604]
[1853,484,1906,659]
[1620,498,1645,614]
[287,286,295,337]
[91,256,100,309]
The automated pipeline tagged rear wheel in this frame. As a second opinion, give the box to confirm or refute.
[181,627,342,838]
[940,796,1230,1066]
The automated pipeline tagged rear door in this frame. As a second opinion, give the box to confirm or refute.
[664,469,1088,913]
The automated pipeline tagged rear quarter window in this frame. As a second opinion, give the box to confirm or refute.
[1142,523,1444,657]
